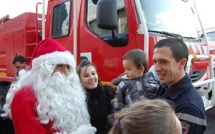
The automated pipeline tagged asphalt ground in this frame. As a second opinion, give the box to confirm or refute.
[204,106,215,134]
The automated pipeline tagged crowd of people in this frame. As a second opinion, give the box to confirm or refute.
[0,37,207,134]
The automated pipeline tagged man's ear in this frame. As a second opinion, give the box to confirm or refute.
[139,66,145,73]
[179,58,187,69]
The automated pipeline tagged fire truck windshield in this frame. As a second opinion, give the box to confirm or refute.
[139,0,198,38]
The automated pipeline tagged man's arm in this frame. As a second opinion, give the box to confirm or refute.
[176,104,206,134]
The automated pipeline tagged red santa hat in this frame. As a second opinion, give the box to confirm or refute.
[29,37,75,70]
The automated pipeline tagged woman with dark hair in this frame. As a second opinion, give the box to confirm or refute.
[77,60,115,134]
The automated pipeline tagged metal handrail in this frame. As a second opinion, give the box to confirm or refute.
[134,0,149,56]
[36,2,42,43]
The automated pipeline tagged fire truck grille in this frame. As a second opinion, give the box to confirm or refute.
[189,70,206,83]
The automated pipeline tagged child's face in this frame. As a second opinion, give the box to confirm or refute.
[123,59,144,79]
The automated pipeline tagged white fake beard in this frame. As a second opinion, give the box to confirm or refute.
[34,71,90,132]
[3,64,90,132]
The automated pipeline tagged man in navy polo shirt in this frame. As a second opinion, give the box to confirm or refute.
[152,38,206,134]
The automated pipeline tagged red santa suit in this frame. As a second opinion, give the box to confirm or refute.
[11,87,58,134]
[3,37,96,134]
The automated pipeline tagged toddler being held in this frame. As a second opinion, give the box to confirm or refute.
[112,49,159,113]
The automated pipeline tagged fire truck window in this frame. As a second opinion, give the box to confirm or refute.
[52,1,70,37]
[207,32,215,42]
[87,0,127,36]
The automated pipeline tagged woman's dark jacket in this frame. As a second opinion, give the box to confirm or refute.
[86,84,115,134]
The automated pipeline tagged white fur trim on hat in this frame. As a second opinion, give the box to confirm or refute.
[32,51,76,70]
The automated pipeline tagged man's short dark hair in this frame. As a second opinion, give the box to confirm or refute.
[12,55,27,65]
[154,38,188,62]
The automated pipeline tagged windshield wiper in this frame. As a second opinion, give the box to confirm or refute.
[148,30,183,40]
[183,36,202,42]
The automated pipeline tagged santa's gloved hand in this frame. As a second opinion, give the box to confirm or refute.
[70,124,97,134]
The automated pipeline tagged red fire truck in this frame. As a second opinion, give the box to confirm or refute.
[0,0,214,110]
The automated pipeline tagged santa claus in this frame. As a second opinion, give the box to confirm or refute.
[2,37,96,134]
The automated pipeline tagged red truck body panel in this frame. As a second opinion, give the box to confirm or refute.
[0,0,209,83]
[0,12,42,82]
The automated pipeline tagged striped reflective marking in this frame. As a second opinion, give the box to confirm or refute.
[176,112,207,126]
[0,72,6,76]
[186,42,208,54]
[197,45,203,54]
[202,46,207,54]
[190,43,197,53]
[102,81,116,89]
